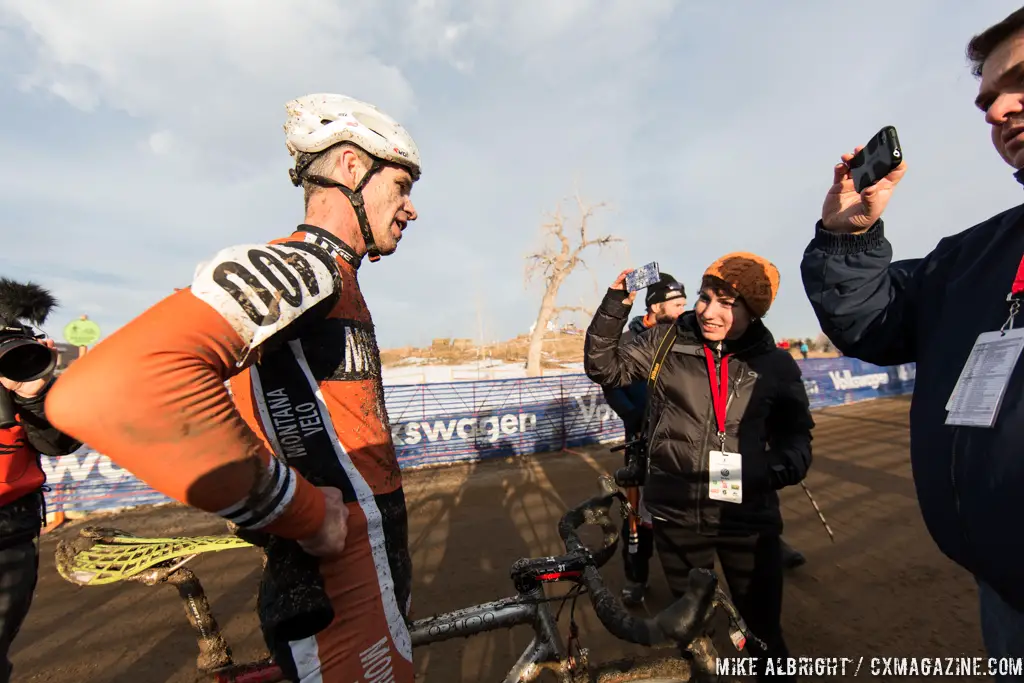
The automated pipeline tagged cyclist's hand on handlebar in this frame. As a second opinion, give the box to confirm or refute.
[298,487,349,558]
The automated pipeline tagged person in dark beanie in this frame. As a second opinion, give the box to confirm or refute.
[800,8,1024,673]
[602,272,688,606]
[0,280,80,683]
[586,253,813,681]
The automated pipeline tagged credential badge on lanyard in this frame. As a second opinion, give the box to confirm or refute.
[1003,253,1024,333]
[704,344,742,504]
[944,253,1024,428]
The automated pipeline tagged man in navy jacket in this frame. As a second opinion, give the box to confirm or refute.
[801,7,1024,670]
[602,273,688,605]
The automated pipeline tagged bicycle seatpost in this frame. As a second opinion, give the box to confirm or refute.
[165,567,234,673]
[624,487,640,554]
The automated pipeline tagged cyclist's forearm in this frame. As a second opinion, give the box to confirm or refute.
[45,290,326,540]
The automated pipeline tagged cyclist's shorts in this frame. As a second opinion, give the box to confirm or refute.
[274,490,413,683]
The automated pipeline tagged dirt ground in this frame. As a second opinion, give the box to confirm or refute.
[11,396,988,683]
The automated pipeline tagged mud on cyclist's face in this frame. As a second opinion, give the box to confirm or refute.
[694,287,751,342]
[362,165,418,255]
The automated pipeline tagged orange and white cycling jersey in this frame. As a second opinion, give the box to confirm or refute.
[47,224,413,682]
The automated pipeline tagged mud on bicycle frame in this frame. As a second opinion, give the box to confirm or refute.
[56,475,765,683]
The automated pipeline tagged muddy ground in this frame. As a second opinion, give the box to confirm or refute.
[11,396,989,682]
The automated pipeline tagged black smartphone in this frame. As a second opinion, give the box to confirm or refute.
[848,126,903,193]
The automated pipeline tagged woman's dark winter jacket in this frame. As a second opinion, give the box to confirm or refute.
[0,383,81,549]
[584,289,815,536]
[600,315,651,436]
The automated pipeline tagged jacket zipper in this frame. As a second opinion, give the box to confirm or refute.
[949,427,971,547]
[648,409,666,485]
[695,345,720,533]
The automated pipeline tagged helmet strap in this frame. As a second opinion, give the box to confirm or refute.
[298,158,384,263]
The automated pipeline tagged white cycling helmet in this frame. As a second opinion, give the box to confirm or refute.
[284,93,421,180]
[283,93,422,263]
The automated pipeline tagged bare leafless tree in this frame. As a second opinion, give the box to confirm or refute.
[523,193,623,377]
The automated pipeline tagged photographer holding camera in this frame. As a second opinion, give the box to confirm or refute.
[0,279,80,683]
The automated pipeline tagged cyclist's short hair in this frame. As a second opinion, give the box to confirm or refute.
[301,142,375,208]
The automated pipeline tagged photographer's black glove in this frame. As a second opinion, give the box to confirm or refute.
[768,457,802,490]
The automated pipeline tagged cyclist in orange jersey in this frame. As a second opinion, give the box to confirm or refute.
[46,93,421,682]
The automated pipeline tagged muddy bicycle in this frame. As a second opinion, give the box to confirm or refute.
[55,475,763,682]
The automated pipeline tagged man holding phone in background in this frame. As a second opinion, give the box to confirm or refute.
[800,7,1024,671]
[601,272,687,606]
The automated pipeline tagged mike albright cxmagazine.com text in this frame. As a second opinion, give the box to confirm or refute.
[717,656,1024,678]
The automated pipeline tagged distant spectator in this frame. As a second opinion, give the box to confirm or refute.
[601,272,686,606]
[799,341,809,360]
[800,7,1024,672]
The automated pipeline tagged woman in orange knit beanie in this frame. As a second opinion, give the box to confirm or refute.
[585,252,814,682]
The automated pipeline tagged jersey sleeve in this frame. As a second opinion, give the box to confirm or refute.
[45,241,341,540]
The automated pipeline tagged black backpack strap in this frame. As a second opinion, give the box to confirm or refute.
[641,323,679,430]
[647,324,679,394]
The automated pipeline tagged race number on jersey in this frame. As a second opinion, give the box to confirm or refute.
[191,242,341,352]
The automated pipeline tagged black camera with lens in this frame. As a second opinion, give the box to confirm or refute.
[0,279,59,431]
[0,279,58,385]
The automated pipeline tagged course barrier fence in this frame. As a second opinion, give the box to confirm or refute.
[41,356,915,516]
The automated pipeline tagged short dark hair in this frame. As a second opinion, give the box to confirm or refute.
[700,275,740,300]
[967,7,1024,77]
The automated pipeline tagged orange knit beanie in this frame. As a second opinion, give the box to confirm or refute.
[702,252,780,318]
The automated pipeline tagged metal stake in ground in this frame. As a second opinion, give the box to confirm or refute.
[800,482,835,543]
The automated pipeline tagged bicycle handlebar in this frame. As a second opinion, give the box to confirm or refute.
[557,475,766,652]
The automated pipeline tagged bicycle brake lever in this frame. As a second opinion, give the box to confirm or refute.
[724,612,767,654]
[714,588,768,654]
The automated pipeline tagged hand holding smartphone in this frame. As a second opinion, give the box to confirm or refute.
[847,125,903,192]
[820,125,907,234]
[625,262,661,292]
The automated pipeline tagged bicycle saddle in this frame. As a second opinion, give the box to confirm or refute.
[55,526,253,586]
[654,568,718,645]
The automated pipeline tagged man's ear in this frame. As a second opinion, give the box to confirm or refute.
[338,147,369,185]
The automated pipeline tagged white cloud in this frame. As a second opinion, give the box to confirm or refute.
[1,1,1022,349]
[147,131,173,156]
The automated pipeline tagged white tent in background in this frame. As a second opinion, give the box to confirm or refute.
[528,319,557,336]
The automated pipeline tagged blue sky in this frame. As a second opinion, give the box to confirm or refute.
[1,1,1023,349]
